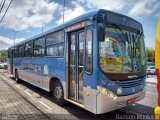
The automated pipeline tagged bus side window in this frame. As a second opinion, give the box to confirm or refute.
[46,30,64,57]
[25,41,33,57]
[8,49,10,58]
[46,45,59,56]
[14,46,19,58]
[19,44,25,57]
[46,30,64,46]
[85,29,93,73]
[33,37,45,57]
[46,44,64,57]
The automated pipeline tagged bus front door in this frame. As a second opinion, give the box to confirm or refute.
[68,30,85,104]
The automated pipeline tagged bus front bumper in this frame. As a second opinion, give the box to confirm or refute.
[96,87,146,114]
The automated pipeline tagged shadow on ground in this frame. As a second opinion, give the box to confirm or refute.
[9,77,154,120]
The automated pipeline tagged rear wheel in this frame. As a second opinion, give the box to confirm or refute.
[53,80,65,106]
[15,70,20,83]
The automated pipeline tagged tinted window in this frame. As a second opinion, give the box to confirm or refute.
[105,12,143,33]
[46,30,64,46]
[19,44,25,57]
[8,49,11,58]
[79,31,85,66]
[46,44,64,56]
[46,46,58,56]
[85,29,93,72]
[46,30,64,57]
[150,67,155,69]
[25,41,33,57]
[58,45,64,56]
[33,37,45,56]
[14,47,19,58]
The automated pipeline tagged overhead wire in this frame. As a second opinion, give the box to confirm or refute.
[0,0,6,14]
[0,0,13,24]
[0,0,4,10]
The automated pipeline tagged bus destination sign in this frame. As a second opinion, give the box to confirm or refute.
[67,21,86,32]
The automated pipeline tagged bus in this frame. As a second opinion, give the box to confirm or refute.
[8,9,146,114]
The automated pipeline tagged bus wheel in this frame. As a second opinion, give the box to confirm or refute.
[15,70,20,83]
[53,80,65,106]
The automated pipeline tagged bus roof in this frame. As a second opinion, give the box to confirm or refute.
[9,9,141,49]
[9,9,99,49]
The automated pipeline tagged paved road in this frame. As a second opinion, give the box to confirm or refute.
[0,69,157,120]
[0,73,52,120]
[147,75,156,78]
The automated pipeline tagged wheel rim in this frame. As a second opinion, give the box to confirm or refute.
[54,86,62,99]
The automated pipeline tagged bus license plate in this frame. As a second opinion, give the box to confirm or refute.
[127,98,136,104]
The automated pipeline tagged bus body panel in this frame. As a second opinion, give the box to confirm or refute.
[13,56,66,91]
[96,88,146,114]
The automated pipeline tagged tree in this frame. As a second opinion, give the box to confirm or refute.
[0,50,7,62]
[145,47,155,63]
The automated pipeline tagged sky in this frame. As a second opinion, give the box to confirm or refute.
[0,0,159,50]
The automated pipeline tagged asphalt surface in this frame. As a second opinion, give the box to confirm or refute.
[0,69,157,120]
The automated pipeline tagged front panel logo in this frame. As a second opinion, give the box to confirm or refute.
[132,87,135,93]
[128,75,138,79]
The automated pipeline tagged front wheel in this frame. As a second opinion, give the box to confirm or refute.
[53,80,65,106]
[15,70,20,83]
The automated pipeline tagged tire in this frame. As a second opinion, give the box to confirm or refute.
[15,70,20,83]
[53,80,65,106]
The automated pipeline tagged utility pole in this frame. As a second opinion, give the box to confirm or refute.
[63,0,65,24]
[13,30,17,45]
[41,0,46,33]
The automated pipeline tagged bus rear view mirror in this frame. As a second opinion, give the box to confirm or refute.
[97,14,105,42]
[97,24,105,41]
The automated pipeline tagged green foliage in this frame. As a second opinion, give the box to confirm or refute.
[145,47,155,63]
[0,50,7,62]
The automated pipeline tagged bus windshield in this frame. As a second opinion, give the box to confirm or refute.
[99,26,146,74]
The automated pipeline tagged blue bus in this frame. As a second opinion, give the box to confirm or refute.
[8,9,146,114]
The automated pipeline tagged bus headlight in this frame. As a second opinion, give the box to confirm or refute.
[97,86,117,99]
[97,86,109,95]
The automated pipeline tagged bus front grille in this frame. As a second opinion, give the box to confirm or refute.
[115,78,145,88]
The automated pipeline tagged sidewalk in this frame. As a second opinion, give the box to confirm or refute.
[0,75,51,120]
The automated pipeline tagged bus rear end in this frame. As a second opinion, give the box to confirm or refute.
[95,10,146,114]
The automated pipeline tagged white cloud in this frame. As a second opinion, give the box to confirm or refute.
[57,1,85,25]
[128,0,160,17]
[76,0,136,11]
[0,0,60,31]
[56,0,138,25]
[0,36,24,49]
[75,0,160,18]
